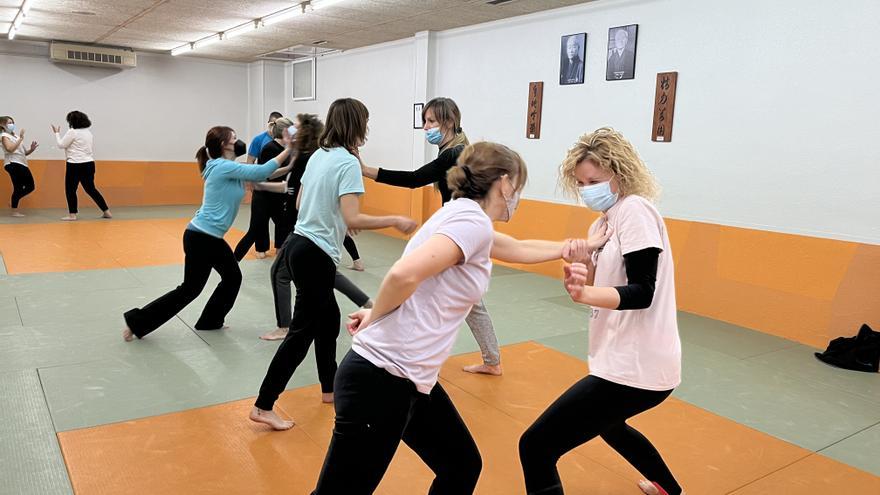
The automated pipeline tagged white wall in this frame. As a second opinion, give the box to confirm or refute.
[1,40,249,162]
[431,0,880,243]
[285,39,416,174]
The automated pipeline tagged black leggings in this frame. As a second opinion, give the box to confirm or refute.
[234,190,287,260]
[313,351,482,495]
[256,234,340,407]
[343,234,360,261]
[123,228,242,338]
[519,375,681,495]
[4,162,35,208]
[65,161,108,214]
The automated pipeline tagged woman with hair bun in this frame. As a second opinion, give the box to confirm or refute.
[311,141,585,494]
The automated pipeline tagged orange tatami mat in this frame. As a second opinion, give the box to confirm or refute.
[0,219,250,274]
[58,342,880,495]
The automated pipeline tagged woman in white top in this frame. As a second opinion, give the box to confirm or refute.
[312,142,584,495]
[1,116,38,217]
[52,110,111,221]
[519,128,684,495]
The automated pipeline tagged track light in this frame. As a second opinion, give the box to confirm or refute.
[262,6,303,27]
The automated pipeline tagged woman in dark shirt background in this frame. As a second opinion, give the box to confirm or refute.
[233,117,294,261]
[359,97,506,376]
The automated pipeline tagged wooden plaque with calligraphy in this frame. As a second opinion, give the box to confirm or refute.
[526,81,544,139]
[651,72,678,142]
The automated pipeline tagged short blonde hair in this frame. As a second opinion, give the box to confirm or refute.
[558,127,659,202]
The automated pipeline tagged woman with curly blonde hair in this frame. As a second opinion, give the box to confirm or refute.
[519,128,684,495]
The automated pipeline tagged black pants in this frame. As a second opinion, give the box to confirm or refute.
[519,375,681,495]
[256,234,340,408]
[4,162,35,208]
[234,190,287,260]
[313,351,482,495]
[343,234,360,261]
[271,239,370,328]
[65,161,108,214]
[124,229,242,338]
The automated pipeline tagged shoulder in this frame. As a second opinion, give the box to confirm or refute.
[616,195,662,223]
[442,199,492,228]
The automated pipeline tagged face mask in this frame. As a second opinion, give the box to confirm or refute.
[234,139,247,158]
[425,127,443,145]
[287,126,297,138]
[502,190,521,222]
[5,123,14,132]
[578,180,618,211]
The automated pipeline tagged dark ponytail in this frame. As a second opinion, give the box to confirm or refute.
[196,126,234,173]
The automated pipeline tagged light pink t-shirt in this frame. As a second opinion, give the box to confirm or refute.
[588,195,681,391]
[352,198,493,394]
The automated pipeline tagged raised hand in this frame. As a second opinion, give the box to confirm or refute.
[28,141,38,153]
[563,238,591,264]
[50,124,60,134]
[563,262,589,300]
[588,216,613,252]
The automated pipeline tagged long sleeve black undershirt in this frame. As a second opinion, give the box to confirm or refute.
[614,248,661,310]
[374,144,464,204]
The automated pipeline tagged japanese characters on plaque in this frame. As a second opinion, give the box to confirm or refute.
[652,71,677,142]
[526,81,544,139]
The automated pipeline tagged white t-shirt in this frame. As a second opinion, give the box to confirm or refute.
[588,195,682,391]
[55,128,94,163]
[1,132,27,166]
[352,198,494,394]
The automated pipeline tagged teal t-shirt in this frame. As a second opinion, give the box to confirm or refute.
[294,147,365,264]
[190,157,279,238]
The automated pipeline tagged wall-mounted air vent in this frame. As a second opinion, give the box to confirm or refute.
[49,42,136,69]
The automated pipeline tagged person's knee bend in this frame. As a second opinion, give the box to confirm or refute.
[519,425,547,462]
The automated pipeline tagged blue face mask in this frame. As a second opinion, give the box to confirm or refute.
[578,181,618,211]
[425,127,443,145]
[5,123,14,132]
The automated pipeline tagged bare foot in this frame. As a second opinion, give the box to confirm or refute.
[255,251,267,259]
[638,480,672,495]
[11,211,24,217]
[61,215,77,221]
[322,392,334,403]
[249,406,294,430]
[102,210,112,219]
[260,327,288,341]
[122,327,135,342]
[349,259,364,271]
[462,363,503,376]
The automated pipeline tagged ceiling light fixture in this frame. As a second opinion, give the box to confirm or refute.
[223,20,258,40]
[169,0,346,55]
[7,0,33,40]
[171,43,193,56]
[193,33,221,49]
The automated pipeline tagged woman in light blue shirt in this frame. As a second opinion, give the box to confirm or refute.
[123,126,292,341]
[250,98,417,430]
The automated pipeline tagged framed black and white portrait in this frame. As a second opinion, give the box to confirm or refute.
[413,103,424,129]
[606,24,638,81]
[559,33,586,85]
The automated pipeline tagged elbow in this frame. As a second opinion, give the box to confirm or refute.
[386,263,419,289]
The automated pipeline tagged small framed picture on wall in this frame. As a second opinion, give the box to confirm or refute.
[559,33,586,85]
[606,24,638,81]
[413,103,424,129]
